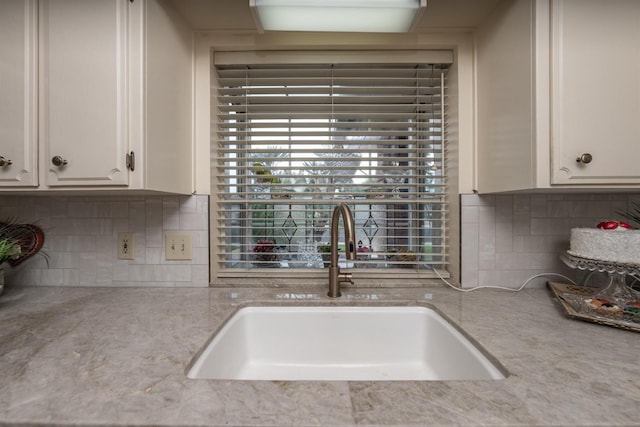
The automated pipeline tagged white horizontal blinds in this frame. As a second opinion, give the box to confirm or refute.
[215,57,449,271]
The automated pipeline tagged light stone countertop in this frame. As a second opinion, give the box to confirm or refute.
[0,284,639,426]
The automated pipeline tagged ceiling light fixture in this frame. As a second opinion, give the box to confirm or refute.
[249,0,426,33]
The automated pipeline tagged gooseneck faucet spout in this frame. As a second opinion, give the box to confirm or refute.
[328,203,357,298]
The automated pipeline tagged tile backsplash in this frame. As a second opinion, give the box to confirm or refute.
[1,195,209,287]
[461,192,640,288]
[2,192,638,289]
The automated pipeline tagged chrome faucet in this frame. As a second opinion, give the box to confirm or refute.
[327,203,357,298]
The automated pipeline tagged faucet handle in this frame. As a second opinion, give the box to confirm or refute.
[339,271,354,285]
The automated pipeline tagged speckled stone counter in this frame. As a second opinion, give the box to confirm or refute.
[1,284,638,426]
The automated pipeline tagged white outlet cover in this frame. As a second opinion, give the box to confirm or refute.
[118,232,135,260]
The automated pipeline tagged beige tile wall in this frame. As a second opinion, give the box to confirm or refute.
[460,193,640,288]
[1,195,209,287]
[3,192,638,289]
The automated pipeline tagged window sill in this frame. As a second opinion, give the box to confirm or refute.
[211,270,453,288]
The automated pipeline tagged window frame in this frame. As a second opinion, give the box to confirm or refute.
[211,50,453,280]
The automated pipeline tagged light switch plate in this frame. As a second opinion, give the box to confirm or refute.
[165,233,193,260]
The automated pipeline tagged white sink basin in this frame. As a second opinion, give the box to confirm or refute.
[187,305,506,381]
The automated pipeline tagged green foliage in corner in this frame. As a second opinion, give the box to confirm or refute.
[618,201,640,229]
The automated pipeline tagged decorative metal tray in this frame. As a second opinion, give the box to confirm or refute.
[548,282,640,332]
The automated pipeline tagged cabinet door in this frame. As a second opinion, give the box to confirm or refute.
[551,0,640,185]
[40,0,129,186]
[0,0,38,187]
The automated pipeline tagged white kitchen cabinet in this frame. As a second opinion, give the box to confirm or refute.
[476,0,640,192]
[40,0,130,186]
[551,0,640,185]
[0,0,193,194]
[128,0,194,194]
[0,0,38,187]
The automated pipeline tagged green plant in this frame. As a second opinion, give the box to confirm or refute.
[0,238,20,265]
[318,244,331,253]
[0,220,47,267]
[618,201,640,229]
[317,243,332,268]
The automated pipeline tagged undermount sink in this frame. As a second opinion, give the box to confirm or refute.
[187,305,506,381]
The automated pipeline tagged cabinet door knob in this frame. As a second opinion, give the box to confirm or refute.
[0,156,12,167]
[51,155,68,167]
[576,153,593,164]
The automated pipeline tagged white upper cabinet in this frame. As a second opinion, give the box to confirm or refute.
[551,0,640,185]
[40,0,129,186]
[0,0,193,194]
[129,0,194,194]
[476,0,640,192]
[0,0,38,187]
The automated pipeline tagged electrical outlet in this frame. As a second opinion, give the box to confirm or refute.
[165,233,193,260]
[118,232,135,260]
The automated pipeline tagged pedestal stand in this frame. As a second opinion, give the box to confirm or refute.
[561,251,640,303]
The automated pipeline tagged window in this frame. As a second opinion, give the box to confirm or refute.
[213,51,450,277]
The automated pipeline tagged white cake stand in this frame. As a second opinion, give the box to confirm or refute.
[561,251,640,303]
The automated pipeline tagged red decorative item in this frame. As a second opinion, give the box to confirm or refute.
[252,240,277,263]
[596,220,632,230]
